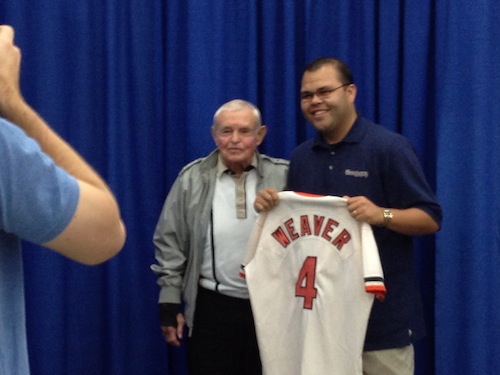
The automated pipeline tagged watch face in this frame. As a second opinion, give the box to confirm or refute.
[384,209,393,221]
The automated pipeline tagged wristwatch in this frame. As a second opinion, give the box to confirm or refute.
[383,209,393,226]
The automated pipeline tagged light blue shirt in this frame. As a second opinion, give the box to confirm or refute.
[0,118,79,374]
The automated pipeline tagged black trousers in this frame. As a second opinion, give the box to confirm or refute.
[187,287,262,375]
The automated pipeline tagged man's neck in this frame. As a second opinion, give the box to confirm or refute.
[323,113,358,144]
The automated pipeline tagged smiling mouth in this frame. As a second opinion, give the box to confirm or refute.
[311,109,328,119]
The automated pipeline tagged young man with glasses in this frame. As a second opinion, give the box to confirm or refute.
[254,57,442,375]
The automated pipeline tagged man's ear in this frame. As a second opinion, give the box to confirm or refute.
[347,84,357,103]
[211,126,219,145]
[256,125,267,145]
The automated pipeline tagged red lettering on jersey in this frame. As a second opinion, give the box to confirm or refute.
[272,227,292,248]
[321,218,339,242]
[284,218,299,240]
[295,256,318,309]
[271,216,352,251]
[313,215,325,235]
[332,229,351,250]
[300,215,312,236]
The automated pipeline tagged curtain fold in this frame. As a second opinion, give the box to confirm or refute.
[0,1,498,374]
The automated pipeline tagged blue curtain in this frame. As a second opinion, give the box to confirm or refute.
[434,2,500,374]
[0,1,498,374]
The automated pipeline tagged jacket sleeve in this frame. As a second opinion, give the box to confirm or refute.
[151,176,188,304]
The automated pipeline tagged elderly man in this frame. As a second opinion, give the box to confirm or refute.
[151,99,288,375]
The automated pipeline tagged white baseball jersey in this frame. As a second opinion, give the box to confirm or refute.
[241,191,385,375]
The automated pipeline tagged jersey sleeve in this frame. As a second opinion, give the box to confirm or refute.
[0,118,79,244]
[360,222,386,300]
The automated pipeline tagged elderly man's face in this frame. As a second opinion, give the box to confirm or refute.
[212,107,266,174]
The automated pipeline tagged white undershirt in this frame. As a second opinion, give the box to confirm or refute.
[199,168,258,298]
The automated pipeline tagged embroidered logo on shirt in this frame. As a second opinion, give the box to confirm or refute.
[345,169,369,178]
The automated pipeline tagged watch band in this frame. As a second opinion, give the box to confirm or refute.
[383,209,393,226]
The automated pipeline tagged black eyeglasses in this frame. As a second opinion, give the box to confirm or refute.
[300,83,352,102]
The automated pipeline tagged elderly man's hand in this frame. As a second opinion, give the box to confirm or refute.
[254,188,281,212]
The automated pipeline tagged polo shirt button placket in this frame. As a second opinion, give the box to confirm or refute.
[329,150,335,170]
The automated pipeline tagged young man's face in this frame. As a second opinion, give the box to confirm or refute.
[300,64,357,143]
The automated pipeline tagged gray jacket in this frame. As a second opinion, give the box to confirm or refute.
[151,149,288,334]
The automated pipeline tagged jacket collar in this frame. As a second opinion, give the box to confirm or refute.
[200,149,262,177]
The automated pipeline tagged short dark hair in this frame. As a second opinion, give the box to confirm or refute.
[304,58,354,84]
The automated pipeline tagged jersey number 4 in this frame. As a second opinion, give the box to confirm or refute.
[295,256,318,309]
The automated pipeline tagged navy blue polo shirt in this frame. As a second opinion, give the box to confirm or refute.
[287,116,442,351]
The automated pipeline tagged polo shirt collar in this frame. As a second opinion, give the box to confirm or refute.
[216,154,258,178]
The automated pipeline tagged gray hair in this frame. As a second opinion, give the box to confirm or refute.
[212,99,262,127]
